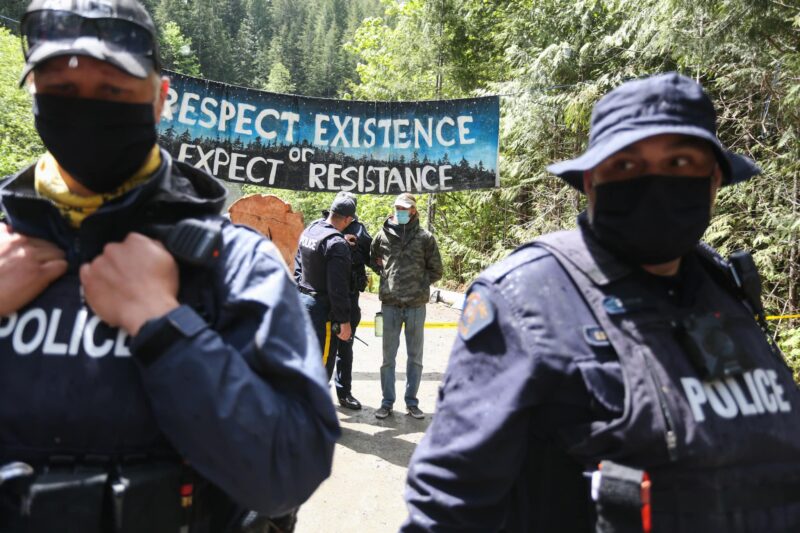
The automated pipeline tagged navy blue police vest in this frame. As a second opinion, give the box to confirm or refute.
[533,230,800,532]
[297,221,342,295]
[0,271,173,463]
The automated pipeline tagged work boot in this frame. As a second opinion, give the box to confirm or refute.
[338,394,362,410]
[375,406,392,419]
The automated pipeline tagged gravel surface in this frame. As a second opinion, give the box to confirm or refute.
[296,292,462,533]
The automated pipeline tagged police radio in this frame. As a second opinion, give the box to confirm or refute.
[149,219,223,267]
[728,251,765,318]
[727,249,790,367]
[331,322,368,346]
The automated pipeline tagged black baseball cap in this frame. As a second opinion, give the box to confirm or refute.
[547,72,760,191]
[20,0,161,85]
[330,194,356,218]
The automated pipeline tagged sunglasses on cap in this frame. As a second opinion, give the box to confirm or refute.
[21,10,155,58]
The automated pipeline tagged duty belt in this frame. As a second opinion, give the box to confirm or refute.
[298,285,325,298]
[0,459,189,533]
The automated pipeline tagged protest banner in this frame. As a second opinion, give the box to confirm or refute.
[158,71,500,195]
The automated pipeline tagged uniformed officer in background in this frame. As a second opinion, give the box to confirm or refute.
[295,192,372,408]
[402,72,800,532]
[297,195,354,379]
[330,193,373,410]
[0,0,339,531]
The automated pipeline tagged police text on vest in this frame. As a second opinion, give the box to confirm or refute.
[0,307,131,358]
[680,369,792,422]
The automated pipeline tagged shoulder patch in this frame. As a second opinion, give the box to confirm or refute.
[458,285,497,341]
[583,325,610,347]
[482,243,552,284]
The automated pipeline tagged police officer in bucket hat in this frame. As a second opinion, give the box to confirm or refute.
[0,0,339,531]
[402,72,800,532]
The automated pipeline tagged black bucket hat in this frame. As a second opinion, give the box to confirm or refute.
[547,72,760,191]
[20,0,161,85]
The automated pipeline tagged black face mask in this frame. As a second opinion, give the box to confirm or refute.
[590,175,712,265]
[33,94,157,193]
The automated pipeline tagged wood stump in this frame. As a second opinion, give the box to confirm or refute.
[228,194,305,267]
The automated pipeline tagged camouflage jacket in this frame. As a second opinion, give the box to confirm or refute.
[370,216,443,307]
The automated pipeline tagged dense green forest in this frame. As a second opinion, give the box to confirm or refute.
[0,0,798,368]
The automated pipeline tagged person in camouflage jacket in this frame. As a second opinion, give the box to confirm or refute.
[370,193,443,419]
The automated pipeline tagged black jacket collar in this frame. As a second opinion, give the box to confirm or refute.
[0,150,226,264]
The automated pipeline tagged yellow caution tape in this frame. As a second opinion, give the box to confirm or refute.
[360,321,458,329]
[766,314,800,321]
[358,314,800,329]
[358,315,799,329]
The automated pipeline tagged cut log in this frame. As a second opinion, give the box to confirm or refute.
[228,194,305,267]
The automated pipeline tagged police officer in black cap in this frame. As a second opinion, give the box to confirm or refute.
[0,0,339,531]
[403,72,800,532]
[297,195,355,379]
[333,193,373,411]
[296,192,373,410]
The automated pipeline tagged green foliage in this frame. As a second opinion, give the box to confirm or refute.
[344,0,800,363]
[0,27,41,178]
[4,0,796,363]
[263,62,295,93]
[152,0,383,96]
[159,21,202,77]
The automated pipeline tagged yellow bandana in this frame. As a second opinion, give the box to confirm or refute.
[34,146,162,228]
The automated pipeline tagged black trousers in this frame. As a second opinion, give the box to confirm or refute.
[334,293,361,398]
[298,292,337,380]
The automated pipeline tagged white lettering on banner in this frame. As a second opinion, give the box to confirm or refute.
[163,91,300,143]
[309,163,454,194]
[178,92,199,126]
[162,88,483,150]
[199,97,218,128]
[457,116,475,145]
[312,114,476,149]
[377,119,392,147]
[435,116,456,147]
[314,114,329,146]
[393,119,411,149]
[414,118,433,149]
[363,118,376,148]
[234,103,257,135]
[163,87,178,121]
[681,368,793,422]
[0,307,131,359]
[255,109,280,140]
[331,115,352,148]
[218,100,237,132]
[177,145,283,185]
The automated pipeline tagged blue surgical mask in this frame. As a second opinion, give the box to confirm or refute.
[395,210,411,224]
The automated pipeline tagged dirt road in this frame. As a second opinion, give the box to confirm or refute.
[296,293,461,533]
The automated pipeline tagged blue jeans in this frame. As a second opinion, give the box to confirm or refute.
[380,304,425,409]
